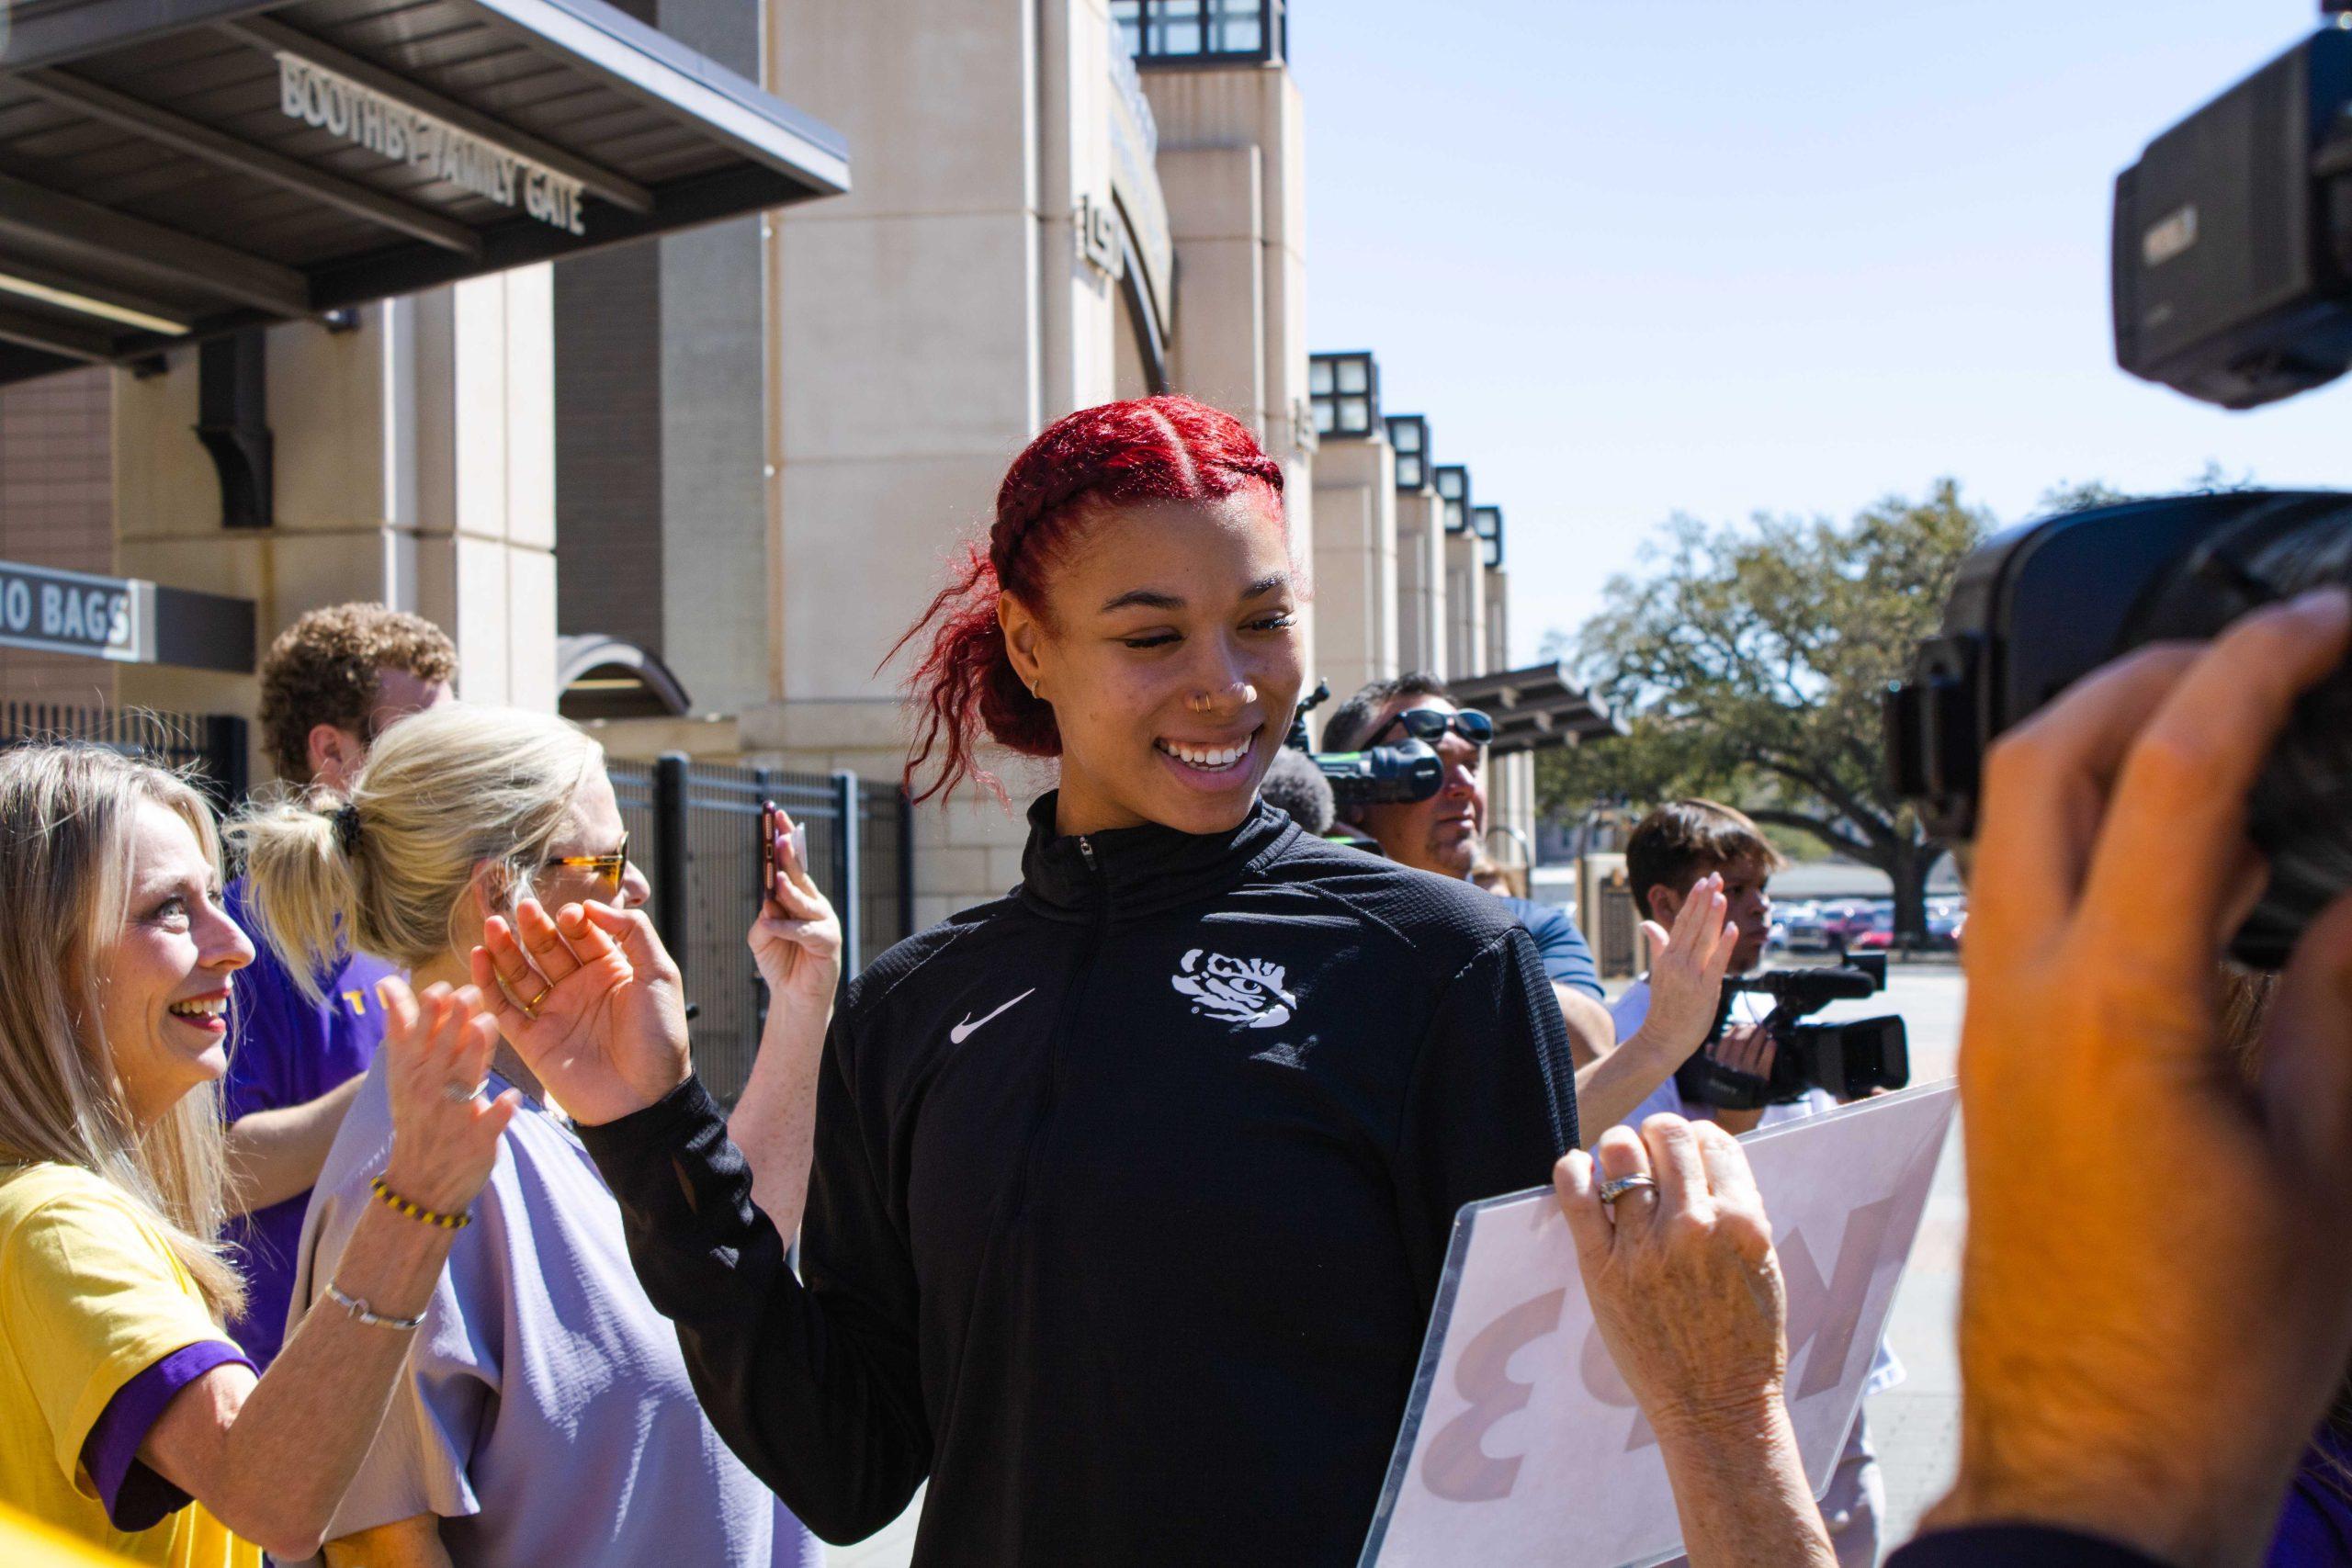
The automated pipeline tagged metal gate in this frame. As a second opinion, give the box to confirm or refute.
[1,714,911,1106]
[0,702,248,805]
[608,754,912,1104]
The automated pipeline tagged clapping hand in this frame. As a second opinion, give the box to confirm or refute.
[470,897,691,1127]
[749,800,842,1017]
[378,977,522,1214]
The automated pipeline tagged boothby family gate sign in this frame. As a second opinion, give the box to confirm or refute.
[276,52,590,234]
[1362,1084,1956,1568]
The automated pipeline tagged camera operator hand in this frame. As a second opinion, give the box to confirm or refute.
[1917,588,2352,1567]
[1707,1025,1776,1136]
[1555,1116,1835,1568]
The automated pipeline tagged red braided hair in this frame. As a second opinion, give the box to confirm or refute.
[891,396,1286,805]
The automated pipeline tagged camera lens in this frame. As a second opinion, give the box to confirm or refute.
[2127,494,2352,965]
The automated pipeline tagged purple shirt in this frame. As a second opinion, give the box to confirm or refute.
[2270,1425,2352,1565]
[220,877,396,1369]
[82,1339,253,1529]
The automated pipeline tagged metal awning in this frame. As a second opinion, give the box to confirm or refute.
[1447,661,1623,755]
[556,631,690,719]
[0,0,847,381]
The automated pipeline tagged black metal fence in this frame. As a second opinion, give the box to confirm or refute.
[609,754,912,1104]
[0,702,249,805]
[0,707,912,1106]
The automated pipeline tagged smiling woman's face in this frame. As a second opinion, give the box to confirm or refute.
[96,798,254,1130]
[1003,491,1305,839]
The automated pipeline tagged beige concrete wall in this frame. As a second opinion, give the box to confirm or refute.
[114,272,559,780]
[1155,144,1263,420]
[1444,529,1487,682]
[1395,489,1446,677]
[1142,61,1317,712]
[1487,749,1537,881]
[1484,565,1510,674]
[1142,66,1310,460]
[1306,434,1396,705]
[755,0,1142,919]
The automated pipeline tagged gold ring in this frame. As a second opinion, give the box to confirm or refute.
[520,980,553,1018]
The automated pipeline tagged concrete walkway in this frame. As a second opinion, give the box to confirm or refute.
[1852,967,1966,1549]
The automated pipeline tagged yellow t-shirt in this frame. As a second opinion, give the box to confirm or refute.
[0,1163,260,1568]
[1,1499,150,1565]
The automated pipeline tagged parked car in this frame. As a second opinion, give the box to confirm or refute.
[1848,906,1897,952]
[1776,901,1839,952]
[1816,899,1882,950]
[1766,901,1814,952]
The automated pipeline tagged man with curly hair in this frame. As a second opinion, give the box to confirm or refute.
[225,604,455,1367]
[257,602,458,792]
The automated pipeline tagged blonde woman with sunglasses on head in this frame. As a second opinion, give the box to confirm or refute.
[232,704,835,1568]
[0,743,514,1566]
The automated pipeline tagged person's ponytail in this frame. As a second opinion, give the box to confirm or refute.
[227,794,368,1006]
[228,705,599,985]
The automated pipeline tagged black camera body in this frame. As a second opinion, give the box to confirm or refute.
[1677,956,1911,1111]
[1284,681,1445,807]
[1886,490,2352,967]
[2112,25,2352,409]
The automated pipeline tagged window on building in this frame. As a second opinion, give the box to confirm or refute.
[1474,504,1504,569]
[1435,465,1472,534]
[1386,414,1429,490]
[1308,351,1378,438]
[1114,0,1285,66]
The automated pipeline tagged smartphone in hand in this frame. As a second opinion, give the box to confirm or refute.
[761,800,775,896]
[759,801,809,906]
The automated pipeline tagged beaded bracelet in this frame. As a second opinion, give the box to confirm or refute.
[370,1174,471,1230]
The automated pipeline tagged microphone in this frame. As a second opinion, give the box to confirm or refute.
[1261,748,1336,836]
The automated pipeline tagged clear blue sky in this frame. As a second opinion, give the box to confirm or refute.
[1293,0,2352,662]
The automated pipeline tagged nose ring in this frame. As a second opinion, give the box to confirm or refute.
[1188,681,1257,715]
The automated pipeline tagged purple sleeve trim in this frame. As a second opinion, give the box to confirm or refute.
[83,1339,254,1531]
[1889,1526,2169,1568]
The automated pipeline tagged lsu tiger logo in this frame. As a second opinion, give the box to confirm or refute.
[1170,948,1295,1031]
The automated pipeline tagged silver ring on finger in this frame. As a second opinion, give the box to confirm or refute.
[440,1079,486,1105]
[1596,1173,1658,1207]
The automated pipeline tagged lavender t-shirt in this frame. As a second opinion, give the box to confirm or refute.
[291,1058,820,1567]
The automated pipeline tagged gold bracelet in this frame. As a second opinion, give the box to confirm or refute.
[369,1174,471,1230]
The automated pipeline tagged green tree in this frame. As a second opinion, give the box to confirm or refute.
[1538,479,1993,944]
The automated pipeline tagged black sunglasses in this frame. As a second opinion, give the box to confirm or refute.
[1371,706,1494,747]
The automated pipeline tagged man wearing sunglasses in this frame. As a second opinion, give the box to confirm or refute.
[1324,674,1746,1140]
[1319,675,1616,1058]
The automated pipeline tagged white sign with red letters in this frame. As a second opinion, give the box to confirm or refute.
[1362,1083,1956,1568]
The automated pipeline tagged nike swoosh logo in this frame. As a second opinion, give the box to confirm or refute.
[949,987,1035,1045]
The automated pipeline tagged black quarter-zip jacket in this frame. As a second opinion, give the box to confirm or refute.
[578,795,1578,1568]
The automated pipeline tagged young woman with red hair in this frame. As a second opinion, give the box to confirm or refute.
[486,397,1664,1565]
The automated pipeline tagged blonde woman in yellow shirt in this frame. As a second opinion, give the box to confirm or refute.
[0,743,519,1565]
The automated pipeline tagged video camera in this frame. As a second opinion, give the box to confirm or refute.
[1677,954,1910,1111]
[1284,682,1443,807]
[1888,13,2352,970]
[2112,20,2352,409]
